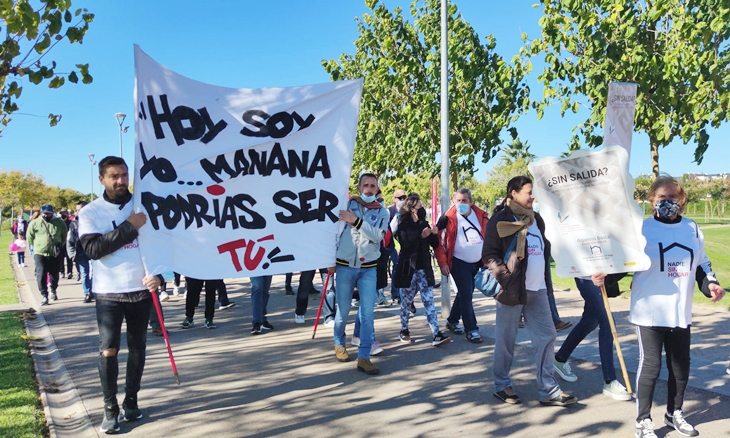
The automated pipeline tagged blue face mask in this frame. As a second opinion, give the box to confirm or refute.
[456,203,471,216]
[360,193,377,203]
[655,199,680,219]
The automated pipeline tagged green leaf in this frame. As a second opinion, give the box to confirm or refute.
[68,71,78,83]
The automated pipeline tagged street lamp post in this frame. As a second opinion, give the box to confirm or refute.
[88,153,97,201]
[115,113,128,158]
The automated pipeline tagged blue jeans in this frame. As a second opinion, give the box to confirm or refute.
[388,247,401,300]
[555,278,616,381]
[76,253,92,295]
[447,257,479,333]
[333,266,376,358]
[250,276,272,324]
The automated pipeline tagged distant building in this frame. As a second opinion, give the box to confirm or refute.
[685,172,730,181]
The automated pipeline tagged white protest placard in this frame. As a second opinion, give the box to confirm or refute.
[132,45,362,278]
[528,146,650,277]
[603,82,637,159]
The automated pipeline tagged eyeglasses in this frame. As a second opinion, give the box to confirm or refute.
[395,195,407,200]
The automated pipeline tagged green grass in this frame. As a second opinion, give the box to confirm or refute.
[0,232,48,438]
[551,224,730,309]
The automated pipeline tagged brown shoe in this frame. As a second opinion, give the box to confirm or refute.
[555,321,572,332]
[494,386,521,404]
[357,358,379,375]
[334,345,349,362]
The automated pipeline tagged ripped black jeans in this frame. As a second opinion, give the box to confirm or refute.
[95,293,151,408]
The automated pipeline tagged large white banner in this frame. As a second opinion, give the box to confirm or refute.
[132,45,362,278]
[528,146,650,277]
[603,82,637,159]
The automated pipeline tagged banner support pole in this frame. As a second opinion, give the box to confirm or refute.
[600,284,632,394]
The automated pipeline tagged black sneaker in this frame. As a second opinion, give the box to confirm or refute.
[540,392,578,407]
[285,285,294,295]
[179,317,194,329]
[409,302,416,315]
[204,319,217,329]
[445,321,464,334]
[251,322,262,335]
[83,294,93,303]
[121,396,143,422]
[50,291,58,301]
[432,331,451,346]
[99,405,120,434]
[399,329,412,343]
[41,296,49,306]
[261,321,274,331]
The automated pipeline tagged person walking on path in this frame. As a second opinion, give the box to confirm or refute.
[434,188,488,343]
[180,278,222,329]
[27,204,67,305]
[250,275,275,334]
[330,173,390,375]
[394,193,450,347]
[483,176,577,407]
[60,210,74,279]
[67,201,94,303]
[552,276,632,401]
[12,213,28,238]
[594,175,726,438]
[386,188,407,303]
[14,234,27,267]
[78,156,162,434]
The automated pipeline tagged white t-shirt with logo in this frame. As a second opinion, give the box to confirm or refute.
[630,217,714,328]
[524,220,547,291]
[78,198,146,294]
[452,209,484,263]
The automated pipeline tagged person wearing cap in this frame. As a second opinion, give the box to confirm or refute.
[26,204,67,305]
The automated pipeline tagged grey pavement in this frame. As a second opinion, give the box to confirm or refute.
[11,257,730,438]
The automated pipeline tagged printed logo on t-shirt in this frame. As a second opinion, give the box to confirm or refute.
[658,242,694,278]
[527,232,544,258]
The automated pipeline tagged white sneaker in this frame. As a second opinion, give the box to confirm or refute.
[603,380,632,401]
[664,410,698,437]
[553,358,578,382]
[295,314,305,324]
[351,336,360,346]
[635,419,658,438]
[370,341,383,356]
[324,318,334,328]
[172,286,180,296]
[159,291,170,302]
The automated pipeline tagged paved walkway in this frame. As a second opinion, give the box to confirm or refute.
[11,256,730,438]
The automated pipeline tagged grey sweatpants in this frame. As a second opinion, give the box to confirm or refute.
[493,288,562,402]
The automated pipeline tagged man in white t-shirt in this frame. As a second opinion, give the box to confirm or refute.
[79,156,162,434]
[434,188,489,343]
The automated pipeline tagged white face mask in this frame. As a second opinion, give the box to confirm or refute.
[396,200,405,209]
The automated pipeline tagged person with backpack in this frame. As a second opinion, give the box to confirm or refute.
[27,204,67,305]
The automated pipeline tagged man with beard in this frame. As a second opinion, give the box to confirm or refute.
[27,204,67,305]
[79,156,162,434]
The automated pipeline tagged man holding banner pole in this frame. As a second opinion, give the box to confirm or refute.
[330,173,389,375]
[79,156,162,434]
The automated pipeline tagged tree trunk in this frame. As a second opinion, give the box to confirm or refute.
[450,169,458,195]
[650,136,660,178]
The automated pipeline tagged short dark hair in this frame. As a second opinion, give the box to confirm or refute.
[358,173,378,186]
[98,156,128,177]
[76,201,88,207]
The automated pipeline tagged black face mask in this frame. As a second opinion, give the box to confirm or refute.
[42,214,52,222]
[416,207,427,220]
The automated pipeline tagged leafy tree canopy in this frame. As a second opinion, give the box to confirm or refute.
[323,0,530,189]
[528,0,730,177]
[0,0,94,133]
